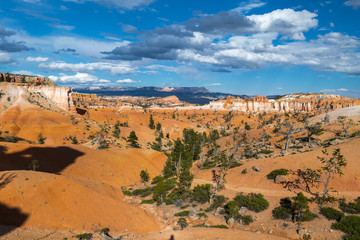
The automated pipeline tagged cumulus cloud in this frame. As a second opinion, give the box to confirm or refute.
[49,72,99,84]
[39,62,137,75]
[116,78,137,83]
[103,8,318,62]
[26,56,49,62]
[344,0,360,9]
[248,9,318,40]
[63,0,156,9]
[0,52,11,63]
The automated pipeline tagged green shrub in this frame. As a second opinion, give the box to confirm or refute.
[167,187,188,205]
[320,207,344,221]
[122,190,133,196]
[152,178,177,204]
[194,224,229,229]
[151,175,164,184]
[141,199,156,204]
[241,168,247,174]
[240,215,254,225]
[74,233,92,240]
[299,209,318,222]
[192,184,212,204]
[177,218,188,230]
[140,169,150,183]
[234,193,269,212]
[197,212,208,219]
[272,206,292,220]
[132,187,152,197]
[331,215,360,239]
[205,195,227,212]
[180,204,190,209]
[266,168,289,180]
[100,228,109,233]
[339,197,360,214]
[174,210,190,217]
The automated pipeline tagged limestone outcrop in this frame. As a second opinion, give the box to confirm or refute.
[209,94,360,113]
[26,85,74,111]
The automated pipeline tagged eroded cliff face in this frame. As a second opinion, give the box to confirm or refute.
[210,94,360,113]
[26,85,74,111]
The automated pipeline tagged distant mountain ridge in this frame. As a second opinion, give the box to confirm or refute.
[73,86,250,105]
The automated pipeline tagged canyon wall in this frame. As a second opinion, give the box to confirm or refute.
[26,85,74,111]
[210,94,360,113]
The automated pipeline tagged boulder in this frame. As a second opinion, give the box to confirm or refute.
[274,175,287,184]
[239,206,248,215]
[252,166,262,172]
[330,139,342,145]
[297,228,307,235]
[227,218,235,227]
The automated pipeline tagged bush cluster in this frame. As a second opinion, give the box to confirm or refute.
[272,193,318,222]
[192,184,212,204]
[320,207,344,221]
[205,195,227,212]
[132,187,152,197]
[339,197,360,214]
[174,210,190,217]
[331,215,360,240]
[234,193,269,212]
[266,168,289,180]
[272,206,292,220]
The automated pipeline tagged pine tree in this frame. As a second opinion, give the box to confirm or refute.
[149,115,155,129]
[127,131,139,148]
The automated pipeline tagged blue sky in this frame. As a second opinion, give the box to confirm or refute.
[0,0,359,97]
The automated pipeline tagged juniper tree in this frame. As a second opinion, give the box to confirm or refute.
[140,169,150,183]
[305,122,324,143]
[318,148,347,198]
[337,116,354,137]
[149,114,155,129]
[127,131,139,148]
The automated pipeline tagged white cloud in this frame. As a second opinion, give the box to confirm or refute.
[248,9,318,40]
[62,0,156,9]
[99,79,111,83]
[11,30,130,58]
[344,0,360,9]
[232,0,266,14]
[116,79,137,83]
[39,62,136,75]
[277,87,284,90]
[26,56,49,62]
[51,24,75,31]
[0,52,11,63]
[320,88,355,93]
[22,0,41,3]
[49,72,99,84]
[11,70,42,76]
[206,83,222,86]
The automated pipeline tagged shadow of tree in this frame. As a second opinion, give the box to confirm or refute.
[0,172,29,237]
[282,169,321,196]
[0,145,85,174]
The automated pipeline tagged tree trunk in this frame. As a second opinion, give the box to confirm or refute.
[285,134,291,151]
[323,167,333,198]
